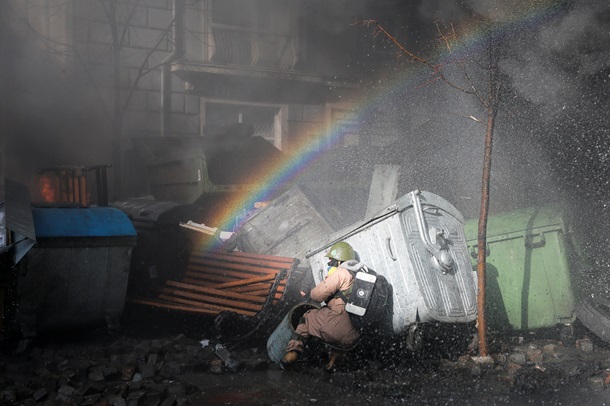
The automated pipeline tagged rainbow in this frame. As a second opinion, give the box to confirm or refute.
[201,0,571,251]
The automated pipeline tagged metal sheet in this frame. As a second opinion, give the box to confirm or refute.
[237,185,334,262]
[18,245,133,334]
[111,197,183,222]
[4,178,36,241]
[111,198,206,232]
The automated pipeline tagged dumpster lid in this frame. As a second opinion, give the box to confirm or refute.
[393,190,464,223]
[32,207,137,238]
[306,190,464,258]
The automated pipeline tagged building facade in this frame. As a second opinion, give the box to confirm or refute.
[3,0,395,203]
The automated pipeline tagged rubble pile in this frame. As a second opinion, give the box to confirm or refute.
[316,334,610,403]
[0,334,269,406]
[2,327,610,404]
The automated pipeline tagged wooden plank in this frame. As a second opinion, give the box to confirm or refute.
[238,289,271,296]
[189,254,295,272]
[229,251,297,263]
[188,258,287,275]
[213,274,277,289]
[128,298,219,315]
[231,282,284,295]
[166,281,267,304]
[192,250,296,265]
[136,252,296,319]
[183,271,233,284]
[231,282,272,293]
[157,294,257,317]
[220,250,297,263]
[181,277,225,287]
[187,263,274,279]
[162,287,263,311]
[181,275,278,292]
[157,294,228,313]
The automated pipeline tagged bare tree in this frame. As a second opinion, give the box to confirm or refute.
[7,0,181,199]
[360,20,501,356]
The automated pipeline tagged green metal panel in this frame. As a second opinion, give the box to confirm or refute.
[464,206,575,331]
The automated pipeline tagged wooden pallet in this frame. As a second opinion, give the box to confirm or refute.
[129,251,296,317]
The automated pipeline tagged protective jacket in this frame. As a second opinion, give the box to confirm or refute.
[286,263,359,352]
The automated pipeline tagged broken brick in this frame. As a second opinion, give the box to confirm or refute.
[55,384,75,402]
[147,353,159,366]
[576,338,594,353]
[508,352,527,366]
[89,366,106,382]
[139,364,156,379]
[526,348,544,364]
[121,366,136,381]
[32,387,48,402]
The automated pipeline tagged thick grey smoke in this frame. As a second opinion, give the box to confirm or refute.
[0,1,111,191]
[499,1,610,118]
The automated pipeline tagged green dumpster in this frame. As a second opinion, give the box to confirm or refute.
[464,206,576,332]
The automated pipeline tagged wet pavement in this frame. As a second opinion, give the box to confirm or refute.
[2,307,610,405]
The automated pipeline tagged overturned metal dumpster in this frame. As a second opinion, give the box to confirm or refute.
[111,197,208,296]
[235,185,334,262]
[306,190,477,339]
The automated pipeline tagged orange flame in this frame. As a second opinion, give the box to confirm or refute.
[39,176,56,202]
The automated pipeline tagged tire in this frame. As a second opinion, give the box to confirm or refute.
[575,297,610,344]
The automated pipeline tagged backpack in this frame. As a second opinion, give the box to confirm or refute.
[336,261,393,334]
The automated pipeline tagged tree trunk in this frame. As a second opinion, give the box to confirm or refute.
[476,103,495,357]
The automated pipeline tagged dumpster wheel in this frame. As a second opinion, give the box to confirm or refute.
[575,297,610,345]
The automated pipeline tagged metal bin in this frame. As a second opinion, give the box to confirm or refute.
[464,206,576,331]
[17,206,137,336]
[306,190,477,336]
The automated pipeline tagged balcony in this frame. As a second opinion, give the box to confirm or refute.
[209,23,297,70]
[174,19,349,104]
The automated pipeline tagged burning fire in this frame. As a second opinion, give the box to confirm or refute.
[38,176,56,202]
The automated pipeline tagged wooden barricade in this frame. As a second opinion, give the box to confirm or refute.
[129,250,296,317]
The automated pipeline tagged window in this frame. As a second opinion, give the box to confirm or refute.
[204,101,284,148]
[207,0,296,68]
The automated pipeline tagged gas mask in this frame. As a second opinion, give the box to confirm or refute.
[326,258,339,277]
[327,258,339,268]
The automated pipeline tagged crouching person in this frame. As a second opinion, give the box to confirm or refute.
[281,241,360,367]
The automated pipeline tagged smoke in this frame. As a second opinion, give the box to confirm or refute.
[538,3,610,76]
[498,2,610,119]
[397,0,610,298]
[0,1,111,189]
